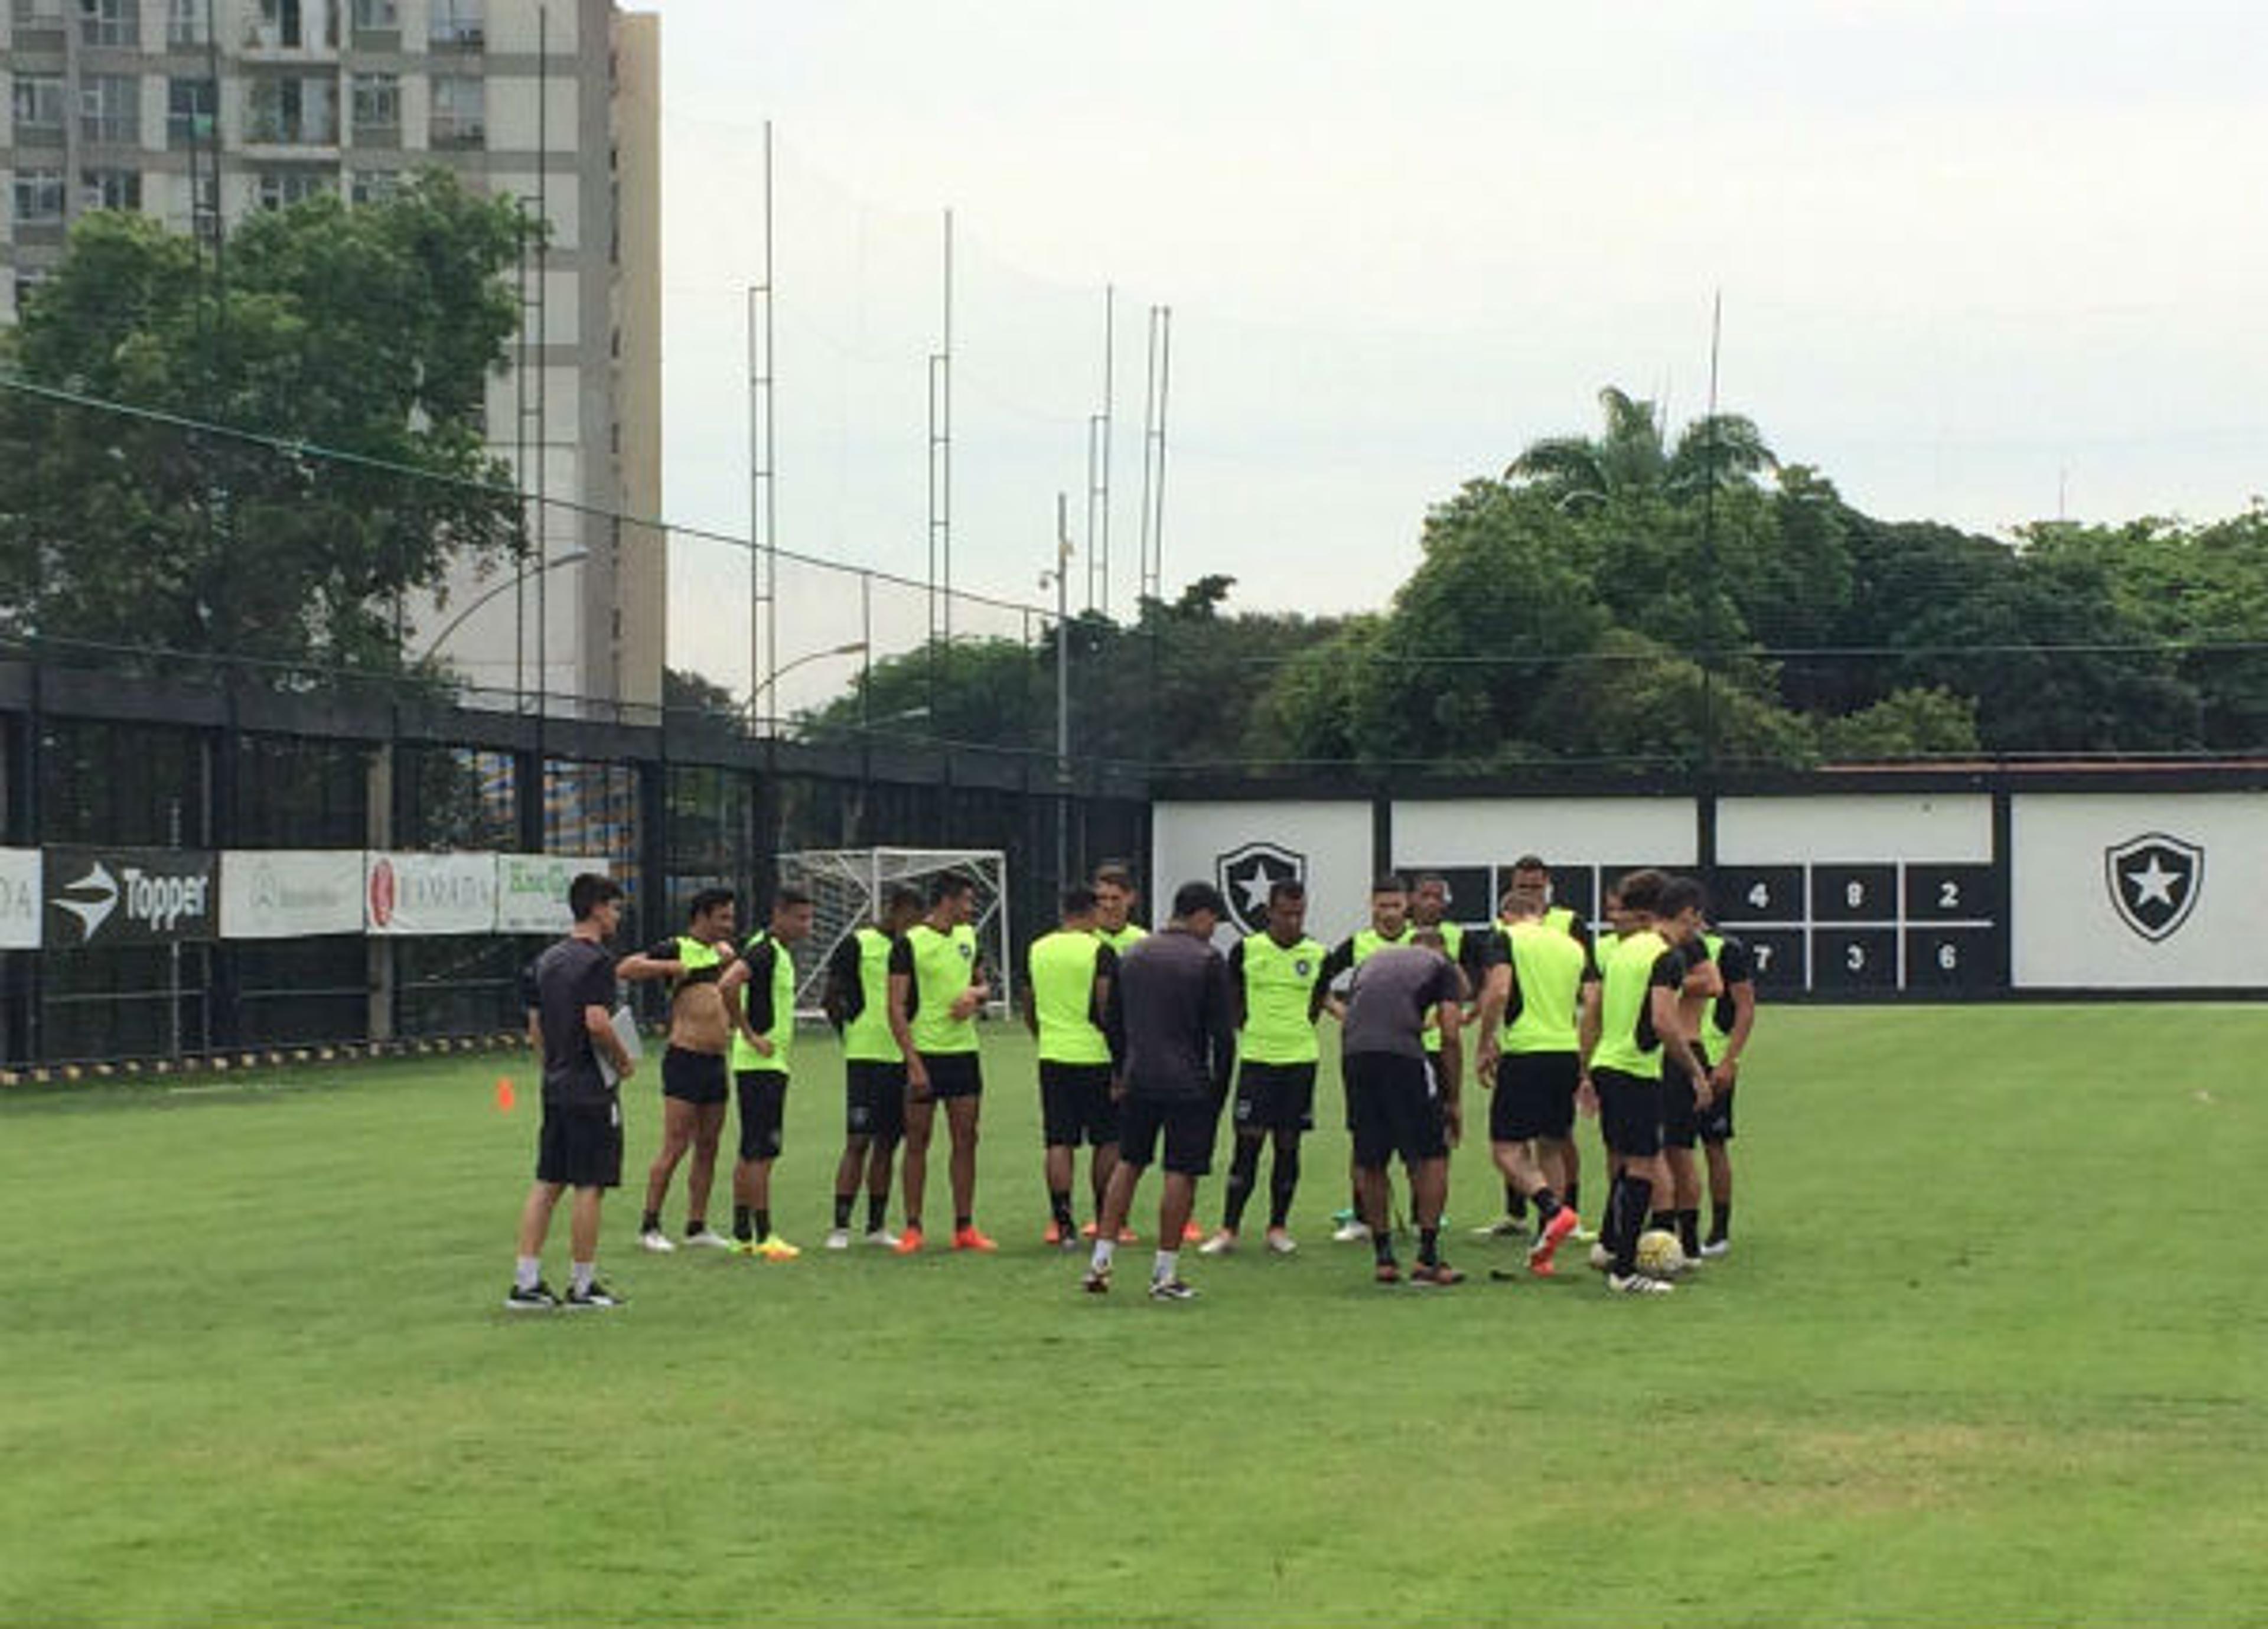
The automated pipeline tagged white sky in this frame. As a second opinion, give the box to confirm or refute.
[634,1,2268,697]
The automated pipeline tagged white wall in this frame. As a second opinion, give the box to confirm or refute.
[1717,794,1991,863]
[1152,801,1371,942]
[1392,796,1696,866]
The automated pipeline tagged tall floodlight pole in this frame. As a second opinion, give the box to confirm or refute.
[1700,291,1723,774]
[1043,493,1074,890]
[927,209,954,647]
[749,122,778,727]
[1137,304,1172,604]
[1086,285,1114,616]
[534,3,550,714]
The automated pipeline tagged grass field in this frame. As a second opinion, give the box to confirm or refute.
[3,1004,2263,1627]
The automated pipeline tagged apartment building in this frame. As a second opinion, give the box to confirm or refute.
[0,0,663,711]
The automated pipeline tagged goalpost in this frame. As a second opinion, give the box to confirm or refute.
[775,848,1012,1020]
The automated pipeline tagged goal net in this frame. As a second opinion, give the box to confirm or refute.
[775,848,1013,1020]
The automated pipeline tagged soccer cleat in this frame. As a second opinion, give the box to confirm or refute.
[1080,1220,1099,1239]
[1263,1229,1298,1256]
[1607,1271,1674,1296]
[755,1235,801,1261]
[729,1236,761,1256]
[823,1227,852,1251]
[638,1229,676,1254]
[1331,1219,1373,1243]
[1117,1226,1140,1244]
[1043,1219,1069,1246]
[1527,1257,1559,1279]
[683,1227,733,1250]
[1570,1224,1600,1244]
[1374,1260,1402,1285]
[1148,1277,1198,1302]
[1528,1206,1582,1272]
[1587,1242,1614,1273]
[1198,1229,1237,1256]
[1474,1215,1528,1239]
[1409,1261,1467,1287]
[1700,1238,1731,1259]
[504,1281,560,1311]
[563,1280,624,1309]
[1081,1264,1112,1294]
[863,1226,902,1249]
[951,1225,998,1253]
[892,1226,925,1255]
[1330,1206,1357,1226]
[1181,1221,1206,1244]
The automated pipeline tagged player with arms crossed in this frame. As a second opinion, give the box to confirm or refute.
[1083,882,1238,1301]
[507,873,636,1311]
[820,884,923,1250]
[615,888,740,1254]
[1586,871,1712,1296]
[888,873,997,1254]
[1201,877,1327,1257]
[718,886,817,1259]
[1022,885,1122,1247]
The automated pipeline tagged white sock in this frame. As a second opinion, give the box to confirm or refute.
[571,1260,595,1294]
[1154,1249,1179,1283]
[1091,1238,1117,1272]
[515,1256,542,1291]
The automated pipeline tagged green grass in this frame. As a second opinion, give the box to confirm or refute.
[2,1006,2262,1627]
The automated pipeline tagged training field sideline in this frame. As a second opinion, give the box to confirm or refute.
[1,1004,2260,1627]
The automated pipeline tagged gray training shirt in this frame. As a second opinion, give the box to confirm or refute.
[1340,944,1462,1059]
[1103,927,1237,1102]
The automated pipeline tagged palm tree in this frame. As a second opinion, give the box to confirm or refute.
[1506,386,1775,510]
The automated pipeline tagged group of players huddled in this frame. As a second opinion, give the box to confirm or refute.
[506,858,1754,1309]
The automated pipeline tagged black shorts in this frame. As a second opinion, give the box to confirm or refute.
[1040,1060,1119,1147]
[845,1058,907,1143]
[1344,1051,1449,1169]
[1490,1051,1579,1143]
[662,1045,729,1105]
[915,1051,983,1102]
[1233,1060,1317,1134]
[1697,1079,1736,1143]
[536,1099,623,1189]
[735,1069,788,1161]
[1116,1093,1220,1177]
[1593,1066,1664,1159]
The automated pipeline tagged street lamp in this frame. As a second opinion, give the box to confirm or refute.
[747,638,869,726]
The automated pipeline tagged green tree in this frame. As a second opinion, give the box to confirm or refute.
[1816,687,1980,761]
[0,171,533,676]
[1505,385,1775,511]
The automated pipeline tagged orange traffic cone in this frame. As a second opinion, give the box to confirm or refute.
[494,1077,516,1112]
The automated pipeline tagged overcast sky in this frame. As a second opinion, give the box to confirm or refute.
[635,1,2268,698]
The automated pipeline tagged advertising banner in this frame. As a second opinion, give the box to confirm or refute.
[0,849,40,950]
[220,850,366,940]
[363,851,499,936]
[44,846,217,947]
[494,854,610,934]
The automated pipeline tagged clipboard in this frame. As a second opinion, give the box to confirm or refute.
[597,1003,642,1088]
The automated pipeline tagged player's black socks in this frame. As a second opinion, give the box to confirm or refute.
[1708,1201,1732,1243]
[685,1218,709,1239]
[1049,1188,1075,1230]
[954,1214,973,1233]
[866,1192,888,1234]
[734,1204,754,1242]
[833,1193,854,1230]
[1609,1175,1653,1274]
[1677,1208,1701,1258]
[641,1210,662,1234]
[1564,1179,1581,1216]
[1649,1209,1677,1233]
[754,1208,772,1242]
[1504,1182,1527,1221]
[1372,1229,1397,1267]
[1533,1188,1562,1222]
[1223,1138,1261,1230]
[1418,1227,1441,1266]
[1268,1145,1301,1229]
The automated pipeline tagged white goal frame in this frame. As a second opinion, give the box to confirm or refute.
[774,847,1012,1020]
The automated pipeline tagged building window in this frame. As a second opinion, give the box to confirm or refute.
[428,0,483,48]
[351,0,397,28]
[247,76,338,145]
[12,0,66,26]
[82,166,143,211]
[79,0,133,46]
[349,72,399,141]
[168,77,219,146]
[165,0,208,44]
[350,168,400,206]
[12,74,67,142]
[80,75,141,145]
[429,76,484,149]
[255,169,334,210]
[255,0,303,48]
[183,168,219,239]
[12,168,67,225]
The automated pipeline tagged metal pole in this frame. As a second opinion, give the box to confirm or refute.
[1087,284,1114,616]
[1700,290,1722,774]
[1054,493,1072,892]
[941,208,954,640]
[750,120,778,728]
[533,2,550,716]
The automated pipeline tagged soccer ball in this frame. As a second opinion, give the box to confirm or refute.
[1635,1229,1686,1280]
[1588,1242,1612,1273]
